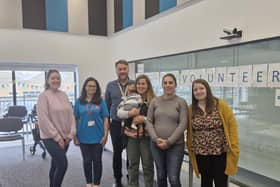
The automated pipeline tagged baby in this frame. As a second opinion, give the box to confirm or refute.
[117,83,142,130]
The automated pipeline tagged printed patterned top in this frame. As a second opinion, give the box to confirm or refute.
[191,108,228,155]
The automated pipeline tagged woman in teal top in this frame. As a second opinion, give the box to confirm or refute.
[74,77,109,187]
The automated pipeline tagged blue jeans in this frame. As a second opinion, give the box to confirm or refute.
[151,142,184,187]
[80,143,103,185]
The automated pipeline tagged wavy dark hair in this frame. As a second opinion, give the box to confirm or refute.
[79,77,102,105]
[191,79,218,115]
[45,69,60,90]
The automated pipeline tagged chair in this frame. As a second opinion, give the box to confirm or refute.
[0,117,25,160]
[7,105,28,118]
[6,106,30,133]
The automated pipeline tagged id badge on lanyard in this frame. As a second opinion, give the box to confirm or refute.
[118,82,128,127]
[118,82,128,98]
[87,104,95,127]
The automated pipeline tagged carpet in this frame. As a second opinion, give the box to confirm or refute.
[0,144,123,187]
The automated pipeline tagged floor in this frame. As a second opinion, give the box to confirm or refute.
[0,133,242,187]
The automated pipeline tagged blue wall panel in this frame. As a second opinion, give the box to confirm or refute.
[122,0,133,29]
[45,0,68,32]
[160,0,176,12]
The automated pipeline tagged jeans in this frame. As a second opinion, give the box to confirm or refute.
[151,142,184,187]
[196,153,228,187]
[127,137,154,187]
[110,120,124,182]
[43,139,69,187]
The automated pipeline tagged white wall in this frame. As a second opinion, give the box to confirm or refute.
[68,0,89,35]
[1,0,280,87]
[107,0,115,36]
[133,0,145,25]
[0,0,22,29]
[0,29,114,88]
[177,0,193,6]
[111,0,280,61]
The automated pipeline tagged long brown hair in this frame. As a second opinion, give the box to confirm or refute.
[191,79,218,115]
[135,74,155,105]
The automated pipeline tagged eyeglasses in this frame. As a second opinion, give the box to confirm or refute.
[87,85,96,88]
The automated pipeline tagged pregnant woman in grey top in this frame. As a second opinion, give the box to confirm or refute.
[145,73,188,187]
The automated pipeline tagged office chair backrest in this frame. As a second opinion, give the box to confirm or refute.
[0,117,23,132]
[7,106,27,118]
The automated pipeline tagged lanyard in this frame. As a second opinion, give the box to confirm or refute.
[86,103,94,120]
[117,82,128,97]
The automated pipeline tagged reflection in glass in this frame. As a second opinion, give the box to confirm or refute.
[134,38,280,185]
[60,71,75,104]
[0,71,13,116]
[15,71,45,113]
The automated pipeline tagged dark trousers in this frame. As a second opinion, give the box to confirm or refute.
[196,153,228,187]
[43,139,69,187]
[80,143,103,185]
[151,142,184,187]
[110,120,124,182]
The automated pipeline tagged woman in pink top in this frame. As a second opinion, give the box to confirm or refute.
[37,69,76,187]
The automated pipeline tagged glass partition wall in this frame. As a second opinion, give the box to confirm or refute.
[0,71,13,117]
[133,37,280,186]
[0,70,77,114]
[15,71,45,113]
[0,64,77,149]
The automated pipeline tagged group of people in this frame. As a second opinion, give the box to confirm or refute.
[36,60,240,187]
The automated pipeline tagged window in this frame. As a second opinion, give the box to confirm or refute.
[132,37,280,186]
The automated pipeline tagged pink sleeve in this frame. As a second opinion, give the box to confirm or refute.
[67,109,77,139]
[63,92,76,140]
[37,93,62,142]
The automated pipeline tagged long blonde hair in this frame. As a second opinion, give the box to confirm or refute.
[135,74,155,105]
